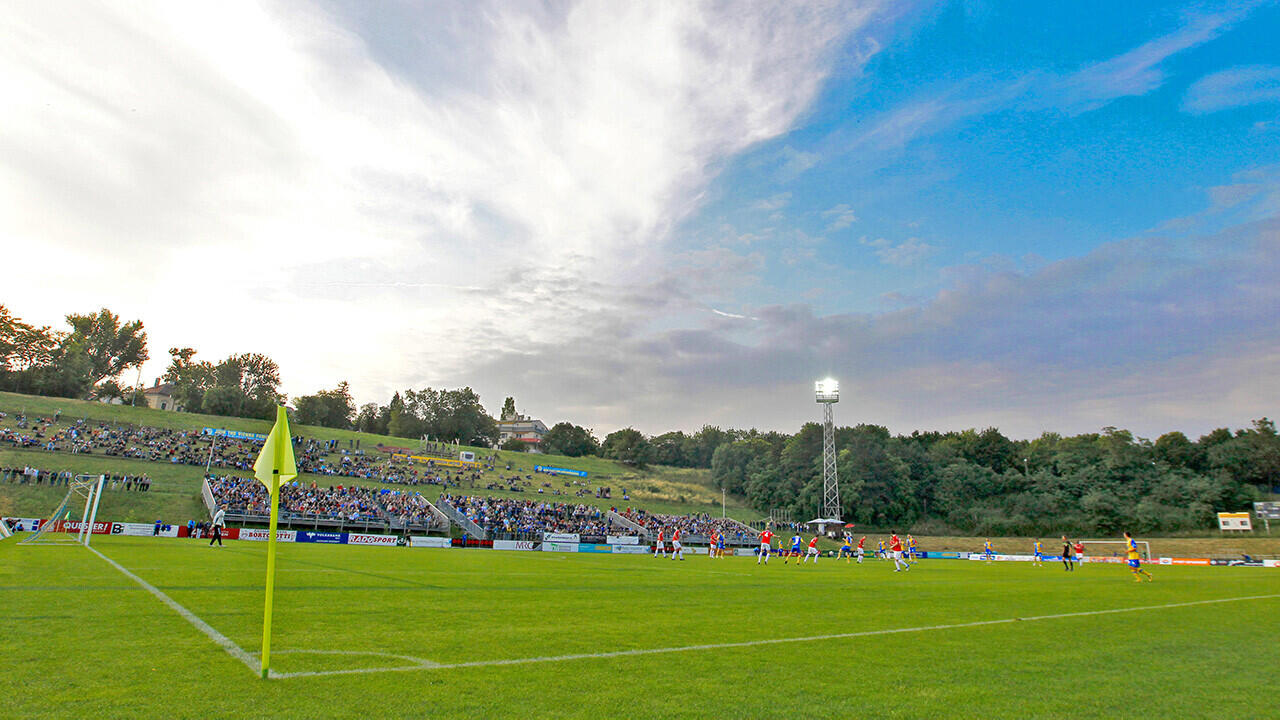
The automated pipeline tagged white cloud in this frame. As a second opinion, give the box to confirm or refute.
[1183,65,1280,114]
[0,0,887,411]
[822,203,857,231]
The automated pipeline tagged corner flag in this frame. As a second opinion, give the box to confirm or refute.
[253,406,296,679]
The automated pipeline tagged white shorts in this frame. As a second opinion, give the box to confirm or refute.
[857,548,864,555]
[672,541,682,550]
[892,550,902,559]
[760,543,770,553]
[807,547,819,555]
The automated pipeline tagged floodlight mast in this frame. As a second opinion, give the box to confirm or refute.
[815,379,840,521]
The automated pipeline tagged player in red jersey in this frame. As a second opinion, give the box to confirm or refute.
[802,535,820,564]
[671,528,684,560]
[654,528,666,558]
[758,528,774,564]
[856,536,866,564]
[889,532,910,572]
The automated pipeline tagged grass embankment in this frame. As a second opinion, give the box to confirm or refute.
[0,390,758,522]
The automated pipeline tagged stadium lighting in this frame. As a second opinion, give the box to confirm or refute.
[815,378,839,403]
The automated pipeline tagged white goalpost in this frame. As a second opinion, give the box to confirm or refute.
[18,474,106,547]
[1077,539,1151,561]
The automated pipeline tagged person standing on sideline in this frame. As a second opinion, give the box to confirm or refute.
[1061,536,1075,571]
[209,504,226,547]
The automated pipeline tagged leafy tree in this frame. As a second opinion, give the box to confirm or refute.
[500,437,531,452]
[354,402,390,435]
[199,353,284,419]
[64,308,148,394]
[163,347,216,412]
[542,422,600,457]
[501,396,516,420]
[601,427,651,466]
[293,382,356,429]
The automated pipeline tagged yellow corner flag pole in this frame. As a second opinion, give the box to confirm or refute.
[253,406,297,680]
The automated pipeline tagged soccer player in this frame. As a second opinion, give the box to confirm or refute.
[889,532,910,572]
[838,532,854,562]
[209,503,226,547]
[654,528,667,558]
[1074,540,1085,566]
[1033,539,1044,567]
[1124,532,1153,582]
[707,531,717,560]
[757,527,774,564]
[786,532,802,564]
[671,527,684,560]
[716,531,726,559]
[1061,535,1074,572]
[983,539,994,563]
[803,535,820,564]
[856,535,866,564]
[907,534,918,563]
[877,539,886,560]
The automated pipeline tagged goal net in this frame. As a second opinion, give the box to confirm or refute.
[1076,539,1152,562]
[18,474,106,546]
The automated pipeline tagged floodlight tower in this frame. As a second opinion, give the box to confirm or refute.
[815,378,840,521]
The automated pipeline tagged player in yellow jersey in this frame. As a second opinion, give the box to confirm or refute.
[1124,531,1153,582]
[877,539,886,560]
[983,539,994,563]
[1033,539,1044,567]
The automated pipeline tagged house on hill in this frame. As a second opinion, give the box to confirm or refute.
[498,410,548,450]
[143,379,180,411]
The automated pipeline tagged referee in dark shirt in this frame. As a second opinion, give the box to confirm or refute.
[1061,535,1074,571]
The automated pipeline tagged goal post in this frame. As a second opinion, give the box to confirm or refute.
[1076,539,1151,561]
[18,474,106,547]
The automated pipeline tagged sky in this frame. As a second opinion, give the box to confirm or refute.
[2,0,1278,440]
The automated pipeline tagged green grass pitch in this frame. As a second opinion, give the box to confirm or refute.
[3,536,1277,719]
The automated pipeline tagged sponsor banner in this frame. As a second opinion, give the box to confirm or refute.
[1209,559,1233,566]
[1254,501,1280,520]
[1159,557,1211,566]
[238,528,298,543]
[1217,512,1252,531]
[733,548,757,557]
[542,542,579,553]
[534,465,588,478]
[543,532,581,543]
[409,536,452,548]
[3,517,44,532]
[921,551,963,559]
[1083,556,1126,564]
[348,533,398,546]
[296,531,344,544]
[578,543,613,553]
[392,453,479,469]
[201,427,267,441]
[110,522,179,538]
[606,535,640,545]
[493,540,539,551]
[1264,559,1279,568]
[611,544,649,554]
[50,520,112,535]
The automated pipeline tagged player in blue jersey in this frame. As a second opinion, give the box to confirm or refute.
[785,532,802,564]
[838,532,854,562]
[1033,539,1044,567]
[983,539,994,563]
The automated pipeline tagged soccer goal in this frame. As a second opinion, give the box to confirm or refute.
[18,474,106,547]
[1077,539,1151,561]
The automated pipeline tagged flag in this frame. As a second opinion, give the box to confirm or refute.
[253,405,296,679]
[253,406,297,492]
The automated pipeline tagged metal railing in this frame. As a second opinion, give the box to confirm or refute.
[435,502,487,540]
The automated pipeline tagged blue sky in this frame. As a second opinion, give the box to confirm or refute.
[3,0,1277,439]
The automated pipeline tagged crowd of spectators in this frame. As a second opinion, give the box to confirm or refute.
[1,465,151,490]
[439,494,613,536]
[205,474,442,528]
[619,508,754,542]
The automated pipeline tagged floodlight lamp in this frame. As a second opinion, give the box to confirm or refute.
[815,378,839,403]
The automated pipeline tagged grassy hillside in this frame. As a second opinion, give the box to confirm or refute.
[0,390,758,522]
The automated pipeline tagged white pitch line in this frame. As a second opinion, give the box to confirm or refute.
[87,546,263,676]
[273,593,1280,679]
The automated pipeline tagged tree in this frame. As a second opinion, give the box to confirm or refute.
[542,422,600,457]
[293,382,356,429]
[601,428,651,466]
[354,402,390,435]
[198,352,285,419]
[501,396,516,420]
[64,308,148,394]
[163,347,216,412]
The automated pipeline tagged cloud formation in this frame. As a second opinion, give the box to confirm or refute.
[1183,65,1280,114]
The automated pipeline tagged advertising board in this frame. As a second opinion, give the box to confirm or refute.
[534,465,588,478]
[1217,512,1252,531]
[542,542,580,553]
[611,544,649,554]
[493,540,539,551]
[110,522,179,538]
[296,531,344,544]
[347,533,398,546]
[409,536,452,548]
[543,533,580,543]
[606,535,640,545]
[238,528,298,543]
